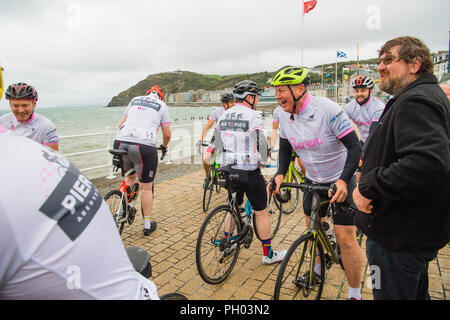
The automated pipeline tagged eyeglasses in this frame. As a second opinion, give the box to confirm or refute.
[376,55,403,66]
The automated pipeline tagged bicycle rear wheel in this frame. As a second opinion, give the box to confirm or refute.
[104,189,126,234]
[253,199,282,240]
[274,233,325,300]
[159,292,188,300]
[196,205,241,284]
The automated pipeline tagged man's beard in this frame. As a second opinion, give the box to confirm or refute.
[379,74,412,95]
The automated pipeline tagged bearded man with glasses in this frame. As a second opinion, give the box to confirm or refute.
[353,36,450,300]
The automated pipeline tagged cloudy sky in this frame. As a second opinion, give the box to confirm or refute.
[0,0,449,108]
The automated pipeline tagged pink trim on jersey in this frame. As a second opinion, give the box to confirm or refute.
[0,124,5,133]
[19,113,36,124]
[361,96,373,107]
[161,122,170,126]
[337,127,354,139]
[298,93,312,113]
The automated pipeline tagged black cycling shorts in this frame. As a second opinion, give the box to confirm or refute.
[302,176,357,226]
[113,140,158,183]
[229,168,267,211]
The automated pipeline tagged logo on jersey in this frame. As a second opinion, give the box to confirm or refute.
[39,149,102,241]
[131,98,161,111]
[219,119,249,132]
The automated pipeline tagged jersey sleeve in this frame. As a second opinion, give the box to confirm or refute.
[328,103,354,139]
[160,104,171,125]
[42,120,59,146]
[370,100,385,122]
[272,106,281,123]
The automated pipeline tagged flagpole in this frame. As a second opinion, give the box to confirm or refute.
[335,56,338,103]
[357,42,360,76]
[301,0,304,65]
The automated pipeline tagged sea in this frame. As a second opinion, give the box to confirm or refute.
[0,105,273,180]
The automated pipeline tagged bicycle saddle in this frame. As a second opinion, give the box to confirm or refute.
[109,149,128,156]
[126,246,152,278]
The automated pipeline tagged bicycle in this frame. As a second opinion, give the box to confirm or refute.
[273,152,305,214]
[104,146,166,235]
[195,165,282,284]
[273,181,361,300]
[200,141,222,213]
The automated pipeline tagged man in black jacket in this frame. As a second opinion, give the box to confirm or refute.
[353,36,450,300]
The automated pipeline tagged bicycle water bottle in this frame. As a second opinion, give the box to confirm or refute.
[322,221,336,245]
[243,200,253,226]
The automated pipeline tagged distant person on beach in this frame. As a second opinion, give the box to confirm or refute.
[0,82,59,151]
[197,92,235,186]
[353,36,450,300]
[114,85,171,236]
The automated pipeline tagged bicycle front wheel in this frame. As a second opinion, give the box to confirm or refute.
[202,169,214,213]
[274,173,300,214]
[196,205,241,284]
[274,233,325,300]
[104,189,126,234]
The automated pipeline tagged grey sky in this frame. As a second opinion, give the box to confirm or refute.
[0,0,449,108]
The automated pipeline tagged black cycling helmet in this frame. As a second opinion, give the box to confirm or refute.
[233,80,263,100]
[5,82,38,101]
[220,92,235,103]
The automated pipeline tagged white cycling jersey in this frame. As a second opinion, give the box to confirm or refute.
[215,103,266,171]
[344,96,385,142]
[0,130,159,300]
[208,106,226,122]
[0,112,59,146]
[272,105,283,124]
[278,94,354,183]
[116,94,170,147]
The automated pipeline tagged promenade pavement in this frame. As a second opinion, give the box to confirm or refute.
[101,167,449,300]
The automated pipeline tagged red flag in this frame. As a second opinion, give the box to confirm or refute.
[304,0,317,14]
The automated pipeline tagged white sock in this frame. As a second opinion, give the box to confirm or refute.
[144,217,151,229]
[314,263,321,275]
[348,286,361,300]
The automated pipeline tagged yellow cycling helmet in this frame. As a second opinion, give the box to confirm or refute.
[270,66,310,87]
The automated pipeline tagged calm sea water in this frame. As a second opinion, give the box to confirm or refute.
[0,105,273,179]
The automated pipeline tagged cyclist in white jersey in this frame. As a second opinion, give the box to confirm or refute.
[344,77,385,144]
[114,85,171,236]
[269,66,364,300]
[0,128,159,299]
[214,80,286,265]
[197,92,235,185]
[0,82,59,151]
[344,77,385,182]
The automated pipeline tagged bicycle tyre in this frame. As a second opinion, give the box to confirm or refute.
[104,189,126,234]
[253,199,282,241]
[274,233,325,300]
[274,173,300,214]
[196,205,241,284]
[202,168,214,213]
[159,292,188,300]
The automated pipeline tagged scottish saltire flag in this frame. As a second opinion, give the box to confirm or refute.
[337,51,347,58]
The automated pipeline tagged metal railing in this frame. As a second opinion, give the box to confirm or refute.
[60,117,274,180]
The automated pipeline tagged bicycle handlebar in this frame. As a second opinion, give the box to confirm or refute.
[156,145,167,160]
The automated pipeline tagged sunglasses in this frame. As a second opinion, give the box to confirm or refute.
[376,55,403,66]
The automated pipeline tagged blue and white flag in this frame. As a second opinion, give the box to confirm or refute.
[337,51,347,58]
